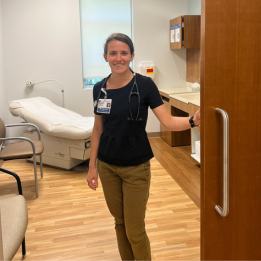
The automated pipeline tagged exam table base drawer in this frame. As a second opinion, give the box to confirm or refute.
[24,131,90,170]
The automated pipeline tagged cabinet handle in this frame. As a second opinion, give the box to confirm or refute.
[215,108,229,217]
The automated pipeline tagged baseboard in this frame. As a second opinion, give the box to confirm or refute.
[147,132,160,138]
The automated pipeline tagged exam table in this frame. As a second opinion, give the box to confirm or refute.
[9,97,94,170]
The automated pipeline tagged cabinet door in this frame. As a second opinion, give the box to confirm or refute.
[160,99,172,145]
[201,0,261,259]
[160,97,191,147]
[183,16,200,49]
[170,16,182,49]
[170,15,200,49]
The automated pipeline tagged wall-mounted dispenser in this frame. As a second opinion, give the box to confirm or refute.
[138,61,155,79]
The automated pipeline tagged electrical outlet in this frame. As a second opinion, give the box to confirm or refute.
[26,81,34,87]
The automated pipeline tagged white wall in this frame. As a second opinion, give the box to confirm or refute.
[133,0,188,88]
[2,0,188,135]
[133,0,188,132]
[2,0,91,134]
[0,0,7,123]
[188,0,201,15]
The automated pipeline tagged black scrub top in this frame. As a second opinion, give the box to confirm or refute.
[93,73,163,166]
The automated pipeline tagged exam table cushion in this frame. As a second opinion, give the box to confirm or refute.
[9,97,94,140]
[0,140,44,160]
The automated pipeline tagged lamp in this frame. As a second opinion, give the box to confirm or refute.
[26,79,64,107]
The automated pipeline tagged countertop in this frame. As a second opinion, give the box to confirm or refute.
[159,87,194,96]
[169,92,200,107]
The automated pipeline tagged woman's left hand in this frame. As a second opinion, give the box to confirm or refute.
[194,109,200,126]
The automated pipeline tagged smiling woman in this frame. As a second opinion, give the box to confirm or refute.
[79,0,132,89]
[86,32,200,260]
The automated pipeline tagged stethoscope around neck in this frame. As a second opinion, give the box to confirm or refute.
[94,73,142,121]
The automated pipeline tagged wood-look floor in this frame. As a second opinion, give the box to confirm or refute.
[0,140,200,260]
[150,137,200,208]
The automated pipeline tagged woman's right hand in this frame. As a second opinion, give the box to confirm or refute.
[86,167,99,191]
[194,109,200,126]
[87,114,103,191]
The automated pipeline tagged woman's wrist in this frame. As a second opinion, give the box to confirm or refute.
[189,115,199,128]
[89,160,97,170]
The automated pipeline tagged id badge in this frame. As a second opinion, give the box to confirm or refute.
[97,99,112,114]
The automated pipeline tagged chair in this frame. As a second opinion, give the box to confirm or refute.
[0,118,44,198]
[0,162,28,261]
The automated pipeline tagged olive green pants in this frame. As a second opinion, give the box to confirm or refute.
[97,159,151,261]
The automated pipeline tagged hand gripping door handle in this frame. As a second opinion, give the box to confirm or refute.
[215,108,229,217]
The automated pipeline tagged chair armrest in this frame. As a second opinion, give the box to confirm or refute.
[0,168,23,195]
[5,123,41,140]
[0,137,36,155]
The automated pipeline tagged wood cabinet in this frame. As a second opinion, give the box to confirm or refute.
[160,94,191,147]
[160,96,172,145]
[170,15,200,49]
[169,96,200,162]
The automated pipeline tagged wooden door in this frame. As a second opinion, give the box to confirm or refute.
[201,0,261,259]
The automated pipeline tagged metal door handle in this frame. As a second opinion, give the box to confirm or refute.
[215,108,229,217]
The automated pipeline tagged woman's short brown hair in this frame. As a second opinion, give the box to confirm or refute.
[104,33,134,55]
